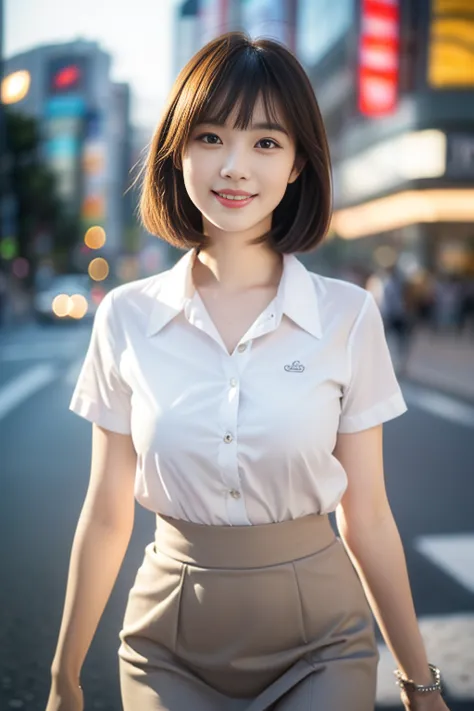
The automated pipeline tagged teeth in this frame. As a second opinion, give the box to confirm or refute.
[217,193,252,201]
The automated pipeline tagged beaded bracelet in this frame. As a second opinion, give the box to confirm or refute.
[394,663,442,694]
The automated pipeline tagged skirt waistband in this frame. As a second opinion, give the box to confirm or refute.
[154,514,337,569]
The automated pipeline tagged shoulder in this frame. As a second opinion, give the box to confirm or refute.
[98,270,172,328]
[307,270,374,329]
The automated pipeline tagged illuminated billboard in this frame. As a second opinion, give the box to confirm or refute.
[47,55,89,96]
[358,0,400,117]
[428,0,474,87]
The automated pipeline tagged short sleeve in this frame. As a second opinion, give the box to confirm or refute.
[69,290,132,434]
[338,291,408,434]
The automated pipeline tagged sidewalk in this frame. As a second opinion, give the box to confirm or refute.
[388,325,474,403]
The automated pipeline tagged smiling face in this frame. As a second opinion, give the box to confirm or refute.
[181,95,302,244]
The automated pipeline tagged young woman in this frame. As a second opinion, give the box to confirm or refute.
[46,32,450,711]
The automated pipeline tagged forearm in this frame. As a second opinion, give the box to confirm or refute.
[337,508,432,685]
[51,512,133,682]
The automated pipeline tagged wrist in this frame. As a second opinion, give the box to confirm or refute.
[394,663,442,695]
[401,666,434,686]
[51,664,80,686]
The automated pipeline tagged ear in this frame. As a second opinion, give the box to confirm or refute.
[288,155,307,184]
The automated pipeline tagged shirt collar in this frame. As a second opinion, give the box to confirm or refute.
[278,253,322,339]
[146,248,322,339]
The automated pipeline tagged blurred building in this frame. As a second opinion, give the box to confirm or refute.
[173,0,201,80]
[238,0,297,51]
[3,40,133,273]
[173,0,297,80]
[296,0,474,280]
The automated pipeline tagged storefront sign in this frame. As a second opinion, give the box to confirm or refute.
[358,0,400,117]
[428,0,474,87]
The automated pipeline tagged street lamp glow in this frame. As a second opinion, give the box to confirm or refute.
[1,70,31,105]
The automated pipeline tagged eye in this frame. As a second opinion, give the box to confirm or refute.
[257,138,280,150]
[197,133,222,145]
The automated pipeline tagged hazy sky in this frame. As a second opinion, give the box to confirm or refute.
[4,0,177,129]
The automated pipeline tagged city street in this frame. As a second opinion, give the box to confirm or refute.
[1,321,473,711]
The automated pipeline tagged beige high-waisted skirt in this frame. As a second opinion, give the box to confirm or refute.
[118,513,379,711]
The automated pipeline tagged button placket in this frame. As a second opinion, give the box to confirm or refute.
[217,355,249,525]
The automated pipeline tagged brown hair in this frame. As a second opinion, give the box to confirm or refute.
[140,31,332,253]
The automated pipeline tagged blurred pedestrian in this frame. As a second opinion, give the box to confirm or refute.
[459,277,474,335]
[433,273,463,334]
[380,264,414,377]
[46,32,450,711]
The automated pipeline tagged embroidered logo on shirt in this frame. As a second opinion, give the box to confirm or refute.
[284,360,305,373]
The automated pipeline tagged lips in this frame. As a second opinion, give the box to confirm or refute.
[212,190,256,199]
[212,190,257,208]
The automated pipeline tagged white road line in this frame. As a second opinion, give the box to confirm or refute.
[402,382,474,428]
[0,364,57,420]
[376,612,474,704]
[415,533,474,594]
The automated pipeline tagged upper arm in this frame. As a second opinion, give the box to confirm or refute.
[82,424,137,531]
[333,424,390,533]
[337,291,407,435]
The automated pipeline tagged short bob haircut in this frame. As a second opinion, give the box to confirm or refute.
[140,31,332,254]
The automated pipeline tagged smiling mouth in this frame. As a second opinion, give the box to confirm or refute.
[211,191,257,201]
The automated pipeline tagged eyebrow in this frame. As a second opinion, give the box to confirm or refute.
[198,118,289,137]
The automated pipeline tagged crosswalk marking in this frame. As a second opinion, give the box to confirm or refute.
[401,382,474,428]
[0,364,57,420]
[376,613,474,705]
[415,533,474,594]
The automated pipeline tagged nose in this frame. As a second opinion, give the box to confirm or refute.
[219,147,251,182]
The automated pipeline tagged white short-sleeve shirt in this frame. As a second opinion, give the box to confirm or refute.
[70,249,408,525]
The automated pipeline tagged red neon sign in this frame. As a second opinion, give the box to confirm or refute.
[54,65,81,90]
[358,0,400,117]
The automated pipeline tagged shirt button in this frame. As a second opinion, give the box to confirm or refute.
[223,433,233,443]
[230,378,238,388]
[237,343,247,353]
[229,489,241,499]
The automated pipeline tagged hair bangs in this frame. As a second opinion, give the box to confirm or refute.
[192,47,293,135]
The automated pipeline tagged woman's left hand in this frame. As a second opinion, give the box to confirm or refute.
[400,689,451,711]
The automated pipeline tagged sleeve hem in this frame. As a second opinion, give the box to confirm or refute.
[337,391,408,434]
[69,396,131,435]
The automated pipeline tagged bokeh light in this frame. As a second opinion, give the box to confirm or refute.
[88,258,109,281]
[52,294,71,318]
[0,237,17,260]
[84,226,106,250]
[69,294,89,319]
[1,70,31,104]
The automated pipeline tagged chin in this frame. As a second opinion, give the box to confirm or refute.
[204,210,271,233]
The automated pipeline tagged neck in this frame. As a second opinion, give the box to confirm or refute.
[193,241,283,293]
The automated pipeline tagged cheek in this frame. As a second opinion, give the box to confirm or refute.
[182,154,212,196]
[264,160,295,201]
